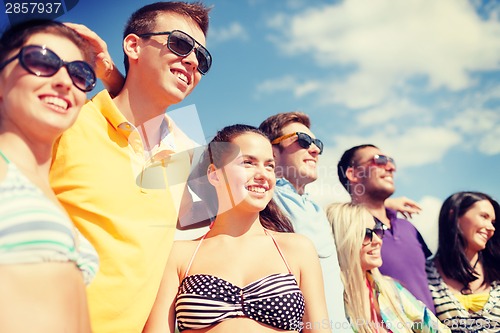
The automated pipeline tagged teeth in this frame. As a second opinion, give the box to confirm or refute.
[173,71,188,84]
[478,233,488,240]
[247,186,266,193]
[42,96,68,110]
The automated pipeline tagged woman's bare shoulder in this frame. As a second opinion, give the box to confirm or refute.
[268,231,316,254]
[172,238,200,250]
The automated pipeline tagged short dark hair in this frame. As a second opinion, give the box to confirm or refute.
[190,124,294,233]
[436,191,500,287]
[0,19,94,65]
[337,144,377,193]
[122,1,211,73]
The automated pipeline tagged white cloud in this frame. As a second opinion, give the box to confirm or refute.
[210,22,248,43]
[255,75,320,98]
[356,98,431,127]
[332,126,462,168]
[410,195,442,254]
[321,72,392,109]
[295,81,321,97]
[447,108,500,154]
[266,12,287,29]
[268,0,500,108]
[255,75,298,95]
[479,126,500,155]
[449,108,499,134]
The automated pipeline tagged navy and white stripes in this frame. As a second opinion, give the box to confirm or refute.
[176,272,305,331]
[426,260,500,332]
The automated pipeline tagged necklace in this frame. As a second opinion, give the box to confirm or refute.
[460,255,481,295]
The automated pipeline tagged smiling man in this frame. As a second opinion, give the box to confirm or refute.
[49,2,212,333]
[260,112,352,332]
[337,144,436,313]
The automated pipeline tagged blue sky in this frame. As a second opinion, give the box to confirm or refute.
[2,0,500,250]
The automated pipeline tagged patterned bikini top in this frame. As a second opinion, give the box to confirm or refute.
[0,151,98,284]
[175,229,305,331]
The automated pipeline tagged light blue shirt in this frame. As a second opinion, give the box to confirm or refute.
[274,178,352,332]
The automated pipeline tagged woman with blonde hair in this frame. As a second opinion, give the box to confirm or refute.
[326,203,448,333]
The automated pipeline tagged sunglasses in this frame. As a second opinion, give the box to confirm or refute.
[363,218,385,245]
[356,154,396,168]
[138,30,212,75]
[271,132,324,154]
[0,45,96,92]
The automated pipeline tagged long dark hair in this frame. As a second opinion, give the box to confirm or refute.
[189,124,294,233]
[436,191,500,286]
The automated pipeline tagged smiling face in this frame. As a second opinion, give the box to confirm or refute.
[350,146,396,201]
[133,13,205,108]
[210,132,276,214]
[273,122,321,194]
[360,217,383,272]
[0,32,87,140]
[459,199,496,256]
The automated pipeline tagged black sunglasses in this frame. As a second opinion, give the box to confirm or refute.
[355,154,396,168]
[271,132,324,154]
[0,45,96,92]
[138,30,212,75]
[363,217,385,245]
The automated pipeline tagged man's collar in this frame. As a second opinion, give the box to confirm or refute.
[276,178,309,197]
[385,207,398,220]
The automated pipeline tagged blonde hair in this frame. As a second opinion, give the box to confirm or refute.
[326,203,412,333]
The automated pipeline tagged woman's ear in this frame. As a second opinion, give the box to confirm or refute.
[207,164,220,186]
[123,34,141,63]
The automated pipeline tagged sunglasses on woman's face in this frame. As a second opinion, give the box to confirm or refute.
[0,45,96,92]
[363,218,385,245]
[271,132,324,154]
[138,30,212,75]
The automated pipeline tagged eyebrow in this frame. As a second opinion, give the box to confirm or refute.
[240,155,275,163]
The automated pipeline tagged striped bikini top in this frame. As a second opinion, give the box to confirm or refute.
[0,151,99,284]
[175,229,305,331]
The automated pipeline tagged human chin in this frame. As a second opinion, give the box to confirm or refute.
[300,166,318,183]
[361,249,382,271]
[361,258,382,272]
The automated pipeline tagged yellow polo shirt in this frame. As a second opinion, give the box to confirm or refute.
[50,90,192,333]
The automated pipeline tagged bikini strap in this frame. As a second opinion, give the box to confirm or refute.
[183,231,209,278]
[264,229,293,273]
[0,150,10,163]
